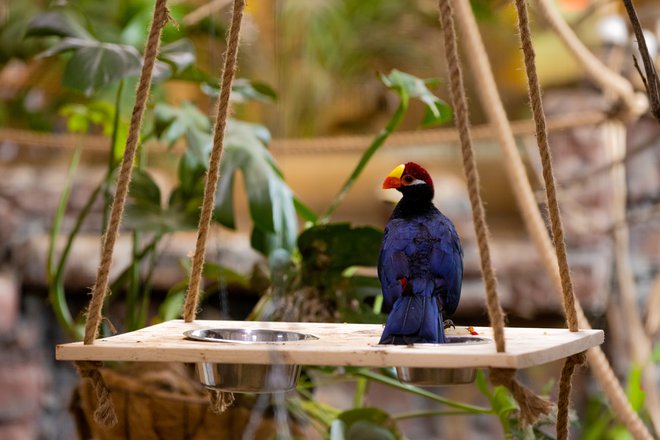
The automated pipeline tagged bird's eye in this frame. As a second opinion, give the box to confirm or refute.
[402,175,414,185]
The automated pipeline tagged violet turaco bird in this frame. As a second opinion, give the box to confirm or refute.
[378,162,463,345]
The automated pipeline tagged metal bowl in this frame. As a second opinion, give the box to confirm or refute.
[184,328,318,393]
[396,336,490,386]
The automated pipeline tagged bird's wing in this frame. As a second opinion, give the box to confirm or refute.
[429,214,463,315]
[378,220,413,311]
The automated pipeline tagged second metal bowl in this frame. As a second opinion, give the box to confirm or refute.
[396,336,490,386]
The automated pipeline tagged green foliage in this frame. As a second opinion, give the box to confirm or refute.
[583,362,654,440]
[380,69,452,127]
[294,223,384,322]
[476,370,559,439]
[25,8,93,39]
[150,101,299,256]
[219,119,297,255]
[330,408,402,440]
[203,78,278,104]
[624,364,646,413]
[36,37,143,96]
[25,9,195,96]
[298,223,382,279]
[59,100,115,135]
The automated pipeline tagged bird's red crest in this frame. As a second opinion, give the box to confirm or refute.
[403,162,433,188]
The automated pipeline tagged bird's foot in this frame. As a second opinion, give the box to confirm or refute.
[443,319,455,330]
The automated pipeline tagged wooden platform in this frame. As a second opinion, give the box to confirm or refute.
[56,320,603,369]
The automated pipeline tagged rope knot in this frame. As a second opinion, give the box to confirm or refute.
[208,390,235,414]
[489,367,554,426]
[74,361,118,427]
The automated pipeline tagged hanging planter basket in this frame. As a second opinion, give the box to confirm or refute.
[70,362,306,440]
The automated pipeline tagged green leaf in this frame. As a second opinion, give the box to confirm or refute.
[124,204,198,235]
[294,196,318,224]
[202,78,278,103]
[158,39,196,75]
[125,169,199,234]
[25,10,93,39]
[184,128,213,167]
[129,169,161,210]
[380,69,452,126]
[215,120,298,254]
[159,286,186,321]
[625,364,645,413]
[475,369,493,399]
[59,100,116,135]
[421,99,453,127]
[153,102,211,148]
[333,408,402,440]
[39,38,142,95]
[491,386,519,419]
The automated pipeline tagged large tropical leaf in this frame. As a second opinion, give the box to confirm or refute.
[158,39,196,75]
[28,10,195,95]
[215,120,298,255]
[38,38,143,95]
[124,168,199,234]
[25,9,93,39]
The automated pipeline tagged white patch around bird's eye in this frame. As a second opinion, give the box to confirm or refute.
[402,174,426,186]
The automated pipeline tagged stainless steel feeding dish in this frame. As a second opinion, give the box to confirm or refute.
[184,328,318,393]
[396,336,490,386]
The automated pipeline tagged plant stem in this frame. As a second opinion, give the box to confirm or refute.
[353,377,368,408]
[372,293,383,315]
[393,409,479,420]
[108,235,160,295]
[319,101,406,224]
[354,369,491,414]
[49,176,105,340]
[47,147,82,337]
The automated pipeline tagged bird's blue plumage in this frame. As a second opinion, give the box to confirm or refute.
[378,200,463,345]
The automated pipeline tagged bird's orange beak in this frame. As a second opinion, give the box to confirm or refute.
[382,164,405,189]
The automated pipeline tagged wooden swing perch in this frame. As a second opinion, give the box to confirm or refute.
[55,0,653,439]
[57,320,603,370]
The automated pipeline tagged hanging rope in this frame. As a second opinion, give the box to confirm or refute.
[437,0,552,425]
[183,0,245,323]
[75,361,118,427]
[512,2,581,435]
[74,0,171,428]
[84,0,171,345]
[437,0,504,352]
[556,352,587,440]
[208,388,235,414]
[513,0,578,333]
[448,0,653,438]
